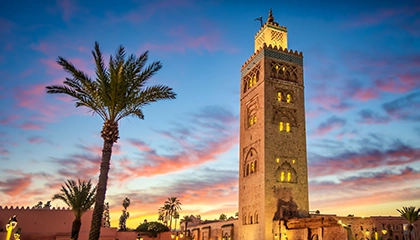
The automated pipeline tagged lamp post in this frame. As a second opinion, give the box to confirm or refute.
[171,215,184,240]
[5,215,18,240]
[223,232,231,240]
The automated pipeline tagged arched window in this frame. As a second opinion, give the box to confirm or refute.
[277,92,282,102]
[250,162,255,173]
[254,161,257,172]
[246,164,250,176]
[250,215,253,224]
[280,171,285,181]
[255,212,259,223]
[286,122,290,132]
[287,172,291,182]
[286,93,292,103]
[279,122,284,131]
[243,215,247,225]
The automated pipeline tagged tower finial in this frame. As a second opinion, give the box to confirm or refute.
[267,8,274,23]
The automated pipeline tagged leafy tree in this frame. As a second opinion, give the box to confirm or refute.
[136,221,169,238]
[219,213,227,221]
[52,179,97,240]
[164,197,182,230]
[43,201,52,209]
[397,206,420,240]
[33,201,43,209]
[46,42,176,240]
[119,197,131,231]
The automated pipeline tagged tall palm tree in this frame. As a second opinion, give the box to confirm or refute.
[397,206,420,240]
[52,179,97,240]
[46,42,176,240]
[165,197,182,230]
[181,215,193,235]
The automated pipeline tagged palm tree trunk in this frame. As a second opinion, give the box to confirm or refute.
[89,140,114,240]
[71,217,82,240]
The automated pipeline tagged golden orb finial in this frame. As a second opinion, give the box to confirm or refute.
[267,8,274,23]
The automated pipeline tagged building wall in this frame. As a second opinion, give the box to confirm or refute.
[0,206,137,240]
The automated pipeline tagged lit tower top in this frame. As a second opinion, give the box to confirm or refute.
[254,9,288,52]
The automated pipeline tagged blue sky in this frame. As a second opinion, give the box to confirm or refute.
[0,0,419,228]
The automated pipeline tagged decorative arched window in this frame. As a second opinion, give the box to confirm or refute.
[254,212,259,223]
[277,162,297,183]
[244,148,258,177]
[277,91,283,102]
[250,214,253,224]
[243,215,247,225]
[286,93,292,103]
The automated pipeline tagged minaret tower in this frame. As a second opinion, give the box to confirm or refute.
[238,9,309,240]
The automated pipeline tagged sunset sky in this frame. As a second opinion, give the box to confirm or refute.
[0,0,419,229]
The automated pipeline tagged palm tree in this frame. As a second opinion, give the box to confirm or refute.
[181,215,193,235]
[158,204,171,226]
[52,179,97,240]
[46,42,176,240]
[165,197,182,230]
[397,206,420,240]
[119,197,130,231]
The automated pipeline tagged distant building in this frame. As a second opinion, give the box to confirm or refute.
[185,9,420,240]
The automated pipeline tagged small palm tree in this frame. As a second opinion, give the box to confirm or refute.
[397,206,420,240]
[181,215,193,235]
[46,42,176,240]
[52,179,97,240]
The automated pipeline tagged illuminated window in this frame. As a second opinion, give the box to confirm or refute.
[249,78,253,87]
[250,162,255,173]
[253,75,257,85]
[286,123,290,132]
[286,93,292,103]
[280,121,291,132]
[292,159,295,164]
[280,172,285,181]
[276,158,280,163]
[279,122,284,131]
[249,115,257,127]
[287,172,291,182]
[277,92,282,102]
[254,116,257,123]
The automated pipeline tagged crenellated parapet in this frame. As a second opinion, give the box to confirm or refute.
[254,21,287,39]
[241,43,303,72]
[0,205,71,210]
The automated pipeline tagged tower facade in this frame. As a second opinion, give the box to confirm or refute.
[238,10,309,240]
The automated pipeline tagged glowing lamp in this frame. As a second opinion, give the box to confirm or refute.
[365,229,370,236]
[382,229,387,235]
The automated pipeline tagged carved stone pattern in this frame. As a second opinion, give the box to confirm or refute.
[270,31,283,45]
[246,96,259,128]
[270,60,298,82]
[272,106,298,127]
[265,49,303,66]
[241,50,264,77]
[256,32,265,49]
[242,63,261,93]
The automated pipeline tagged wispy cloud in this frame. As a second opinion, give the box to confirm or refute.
[383,91,420,120]
[357,109,390,124]
[114,106,238,181]
[312,116,346,137]
[309,142,420,178]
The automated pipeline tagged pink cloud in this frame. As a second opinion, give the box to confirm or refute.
[352,88,379,101]
[375,73,420,93]
[0,177,32,197]
[311,95,353,113]
[56,0,78,22]
[27,136,46,144]
[19,121,43,130]
[0,115,20,125]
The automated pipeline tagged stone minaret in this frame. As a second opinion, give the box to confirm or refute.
[238,9,309,240]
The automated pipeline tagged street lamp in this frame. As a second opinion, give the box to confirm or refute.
[223,232,231,240]
[136,234,143,240]
[5,215,18,240]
